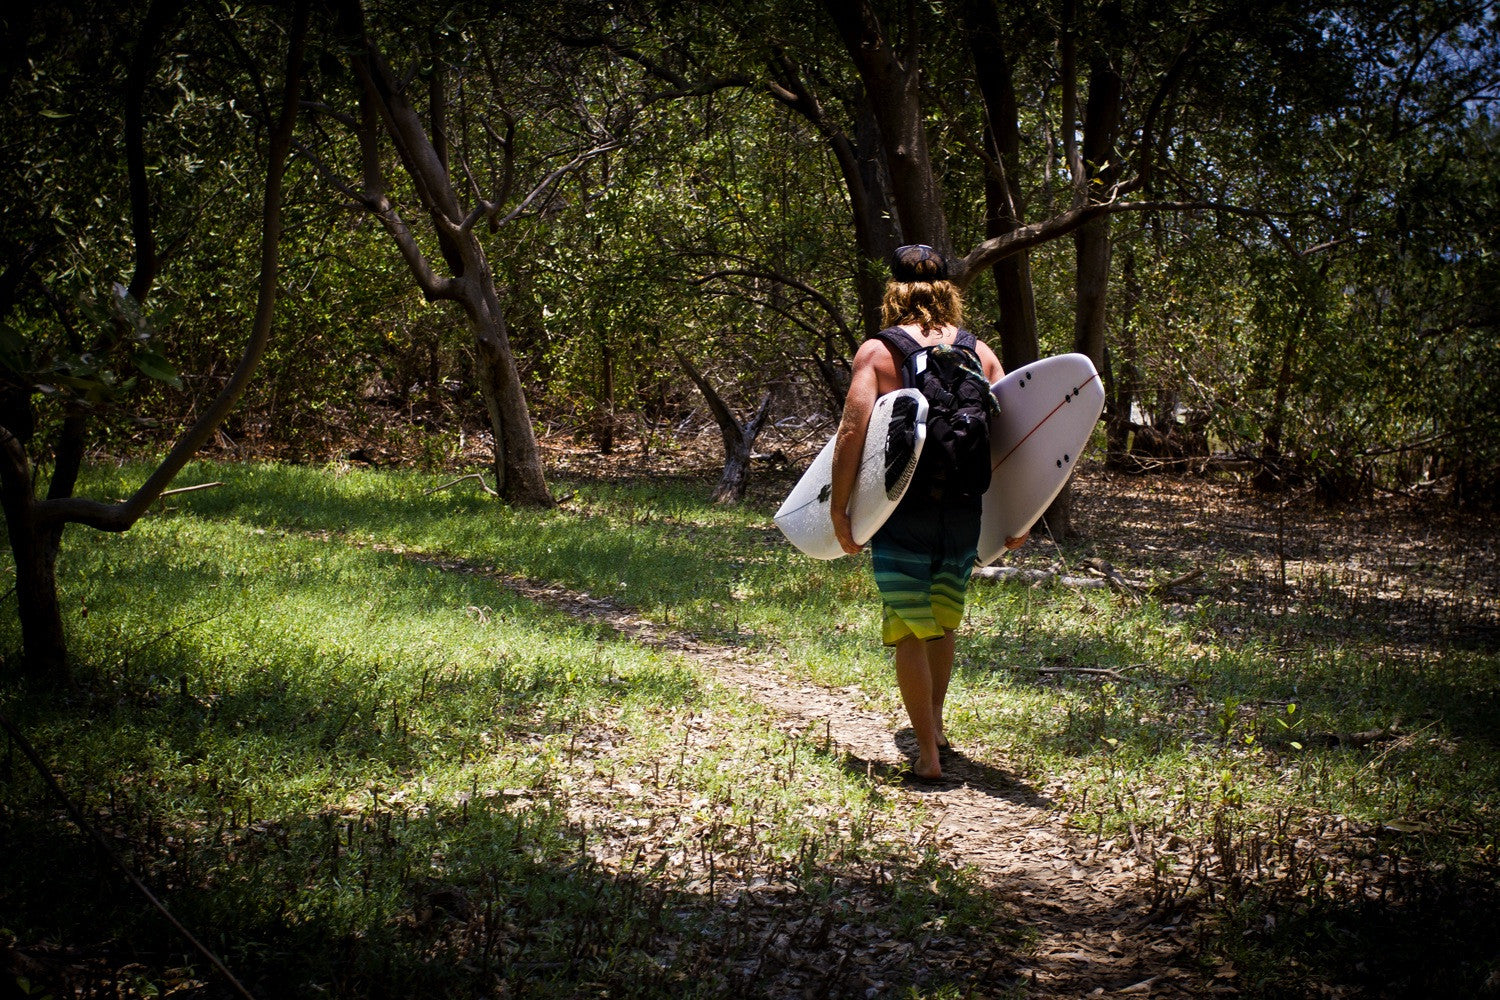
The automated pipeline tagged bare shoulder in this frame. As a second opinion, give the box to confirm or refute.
[853,337,897,371]
[852,337,903,393]
[972,337,1004,381]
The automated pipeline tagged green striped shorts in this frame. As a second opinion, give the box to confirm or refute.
[870,499,982,646]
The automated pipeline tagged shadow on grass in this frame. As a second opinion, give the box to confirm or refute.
[0,775,1027,1000]
[882,728,1054,808]
[1209,866,1500,999]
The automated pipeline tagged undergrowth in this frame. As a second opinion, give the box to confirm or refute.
[2,458,1497,998]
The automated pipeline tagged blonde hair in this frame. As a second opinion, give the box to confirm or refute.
[881,279,964,331]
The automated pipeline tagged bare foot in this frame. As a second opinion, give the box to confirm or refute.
[912,750,943,782]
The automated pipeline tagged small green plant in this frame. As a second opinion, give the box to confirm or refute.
[1273,702,1304,750]
[2,459,1495,999]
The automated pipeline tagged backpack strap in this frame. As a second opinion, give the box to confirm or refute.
[869,327,980,386]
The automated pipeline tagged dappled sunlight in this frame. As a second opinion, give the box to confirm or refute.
[4,459,1496,998]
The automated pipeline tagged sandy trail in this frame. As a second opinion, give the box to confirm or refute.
[453,567,1215,998]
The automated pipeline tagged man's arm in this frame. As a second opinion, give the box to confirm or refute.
[975,339,1004,383]
[830,340,890,554]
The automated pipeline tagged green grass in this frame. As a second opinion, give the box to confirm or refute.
[1,461,1023,998]
[3,458,1497,998]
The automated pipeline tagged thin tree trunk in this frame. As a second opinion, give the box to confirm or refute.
[470,285,552,505]
[1073,215,1113,367]
[1106,244,1142,468]
[850,101,899,333]
[597,338,615,454]
[1255,260,1330,492]
[0,430,66,680]
[1048,25,1122,539]
[1254,309,1303,491]
[674,349,773,504]
[1071,42,1123,369]
[963,0,1039,369]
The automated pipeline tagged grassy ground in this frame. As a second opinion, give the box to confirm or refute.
[2,458,1497,998]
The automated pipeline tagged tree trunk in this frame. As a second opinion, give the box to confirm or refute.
[345,19,554,508]
[1254,313,1301,492]
[708,389,774,504]
[764,48,895,338]
[1106,244,1142,469]
[596,338,615,454]
[1255,261,1329,492]
[0,438,67,681]
[469,285,552,506]
[824,0,949,251]
[674,349,773,504]
[963,0,1039,369]
[851,103,898,335]
[1073,215,1113,368]
[1047,31,1122,539]
[991,255,1040,371]
[1071,21,1122,369]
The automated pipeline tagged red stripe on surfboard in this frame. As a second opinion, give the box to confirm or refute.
[990,371,1103,473]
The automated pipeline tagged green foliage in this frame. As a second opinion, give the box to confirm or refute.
[7,460,1497,995]
[4,1,1491,501]
[0,461,1030,998]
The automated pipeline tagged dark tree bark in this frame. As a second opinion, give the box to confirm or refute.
[339,2,568,506]
[763,48,896,338]
[1,2,308,681]
[1106,243,1143,468]
[1071,24,1123,369]
[823,0,950,253]
[962,0,1040,371]
[596,337,616,454]
[1049,5,1123,537]
[0,427,66,679]
[675,349,773,504]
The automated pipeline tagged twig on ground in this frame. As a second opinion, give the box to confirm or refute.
[973,566,1106,588]
[1036,665,1134,683]
[424,473,499,497]
[1149,567,1206,594]
[1078,558,1142,600]
[158,481,224,498]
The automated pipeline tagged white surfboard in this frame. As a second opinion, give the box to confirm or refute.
[976,354,1104,565]
[775,388,928,560]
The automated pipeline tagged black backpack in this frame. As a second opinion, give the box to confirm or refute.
[874,327,999,501]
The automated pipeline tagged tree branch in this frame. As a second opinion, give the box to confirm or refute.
[123,0,178,304]
[559,30,752,102]
[673,347,739,439]
[956,198,1318,284]
[297,132,455,301]
[462,141,621,233]
[37,2,309,531]
[688,265,856,349]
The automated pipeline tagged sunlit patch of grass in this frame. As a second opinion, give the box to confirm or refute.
[6,459,1496,997]
[944,552,1499,996]
[1,462,1025,998]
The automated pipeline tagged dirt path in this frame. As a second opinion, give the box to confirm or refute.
[378,470,1498,998]
[423,564,1215,998]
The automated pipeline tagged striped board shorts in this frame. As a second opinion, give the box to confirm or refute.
[870,498,982,646]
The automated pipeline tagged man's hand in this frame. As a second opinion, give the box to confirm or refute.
[832,508,862,555]
[1003,530,1030,551]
